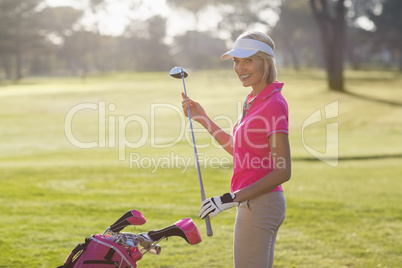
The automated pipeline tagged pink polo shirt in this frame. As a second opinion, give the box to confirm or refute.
[231,81,289,193]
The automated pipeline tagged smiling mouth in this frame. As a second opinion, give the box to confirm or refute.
[240,74,251,80]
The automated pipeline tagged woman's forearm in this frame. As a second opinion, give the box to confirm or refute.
[198,116,233,155]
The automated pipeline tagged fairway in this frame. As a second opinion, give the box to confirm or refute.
[1,69,401,267]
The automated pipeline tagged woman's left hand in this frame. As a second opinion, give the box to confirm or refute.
[198,193,238,219]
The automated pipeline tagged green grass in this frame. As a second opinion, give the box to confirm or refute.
[1,69,401,267]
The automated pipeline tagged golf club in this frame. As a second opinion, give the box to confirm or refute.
[170,66,213,237]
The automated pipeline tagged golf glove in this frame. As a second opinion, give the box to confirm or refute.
[199,193,238,219]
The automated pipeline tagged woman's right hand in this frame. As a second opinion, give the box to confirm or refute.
[181,92,208,124]
[181,92,234,155]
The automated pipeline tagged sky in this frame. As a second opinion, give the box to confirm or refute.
[45,0,218,38]
[43,0,276,43]
[45,0,376,42]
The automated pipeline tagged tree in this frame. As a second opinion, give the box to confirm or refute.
[216,0,278,41]
[310,0,346,91]
[166,0,211,13]
[135,16,175,71]
[166,0,212,30]
[167,0,279,42]
[172,31,226,70]
[29,6,84,75]
[38,6,83,39]
[123,15,174,71]
[367,0,402,71]
[273,0,321,70]
[0,0,43,81]
[60,30,101,77]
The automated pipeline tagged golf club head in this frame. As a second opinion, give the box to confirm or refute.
[170,66,188,79]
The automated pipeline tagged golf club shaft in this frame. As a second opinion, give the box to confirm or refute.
[181,71,213,237]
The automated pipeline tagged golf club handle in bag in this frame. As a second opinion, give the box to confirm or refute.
[147,218,202,245]
[59,213,202,268]
[108,209,147,233]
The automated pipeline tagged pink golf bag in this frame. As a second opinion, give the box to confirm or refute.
[59,210,202,268]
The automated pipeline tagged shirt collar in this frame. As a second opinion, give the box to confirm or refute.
[249,81,284,101]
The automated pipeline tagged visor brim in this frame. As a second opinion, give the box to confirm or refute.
[220,48,259,61]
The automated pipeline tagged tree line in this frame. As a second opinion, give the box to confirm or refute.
[0,0,400,91]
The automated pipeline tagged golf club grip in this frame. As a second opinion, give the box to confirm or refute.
[200,185,213,236]
[205,215,213,236]
[200,183,213,237]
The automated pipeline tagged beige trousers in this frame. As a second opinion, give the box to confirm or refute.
[234,191,286,268]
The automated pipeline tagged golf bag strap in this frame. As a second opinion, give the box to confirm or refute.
[104,247,116,260]
[57,237,91,268]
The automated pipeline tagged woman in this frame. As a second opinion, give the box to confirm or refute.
[181,31,291,268]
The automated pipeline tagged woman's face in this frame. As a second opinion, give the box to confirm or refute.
[233,56,267,93]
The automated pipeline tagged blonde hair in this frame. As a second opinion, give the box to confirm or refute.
[237,31,277,84]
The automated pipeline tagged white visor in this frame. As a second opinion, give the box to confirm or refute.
[221,39,274,61]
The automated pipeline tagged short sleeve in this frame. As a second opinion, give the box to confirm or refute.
[264,97,289,137]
